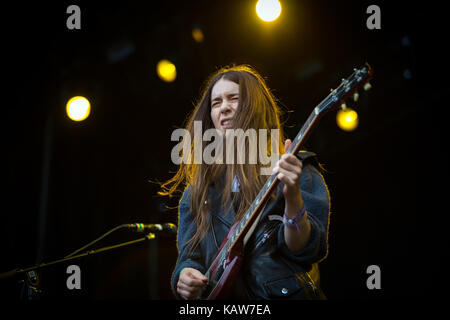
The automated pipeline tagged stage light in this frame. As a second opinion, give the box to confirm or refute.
[336,107,359,131]
[66,96,91,122]
[256,0,282,22]
[157,59,177,82]
[192,28,204,43]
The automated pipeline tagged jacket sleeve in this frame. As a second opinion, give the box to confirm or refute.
[276,163,331,265]
[170,187,207,299]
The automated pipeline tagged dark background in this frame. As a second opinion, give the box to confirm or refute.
[1,0,447,301]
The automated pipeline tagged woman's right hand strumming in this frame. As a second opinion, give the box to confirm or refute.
[177,267,208,300]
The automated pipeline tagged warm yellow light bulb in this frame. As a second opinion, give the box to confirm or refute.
[66,96,91,121]
[256,0,282,22]
[157,59,177,82]
[192,28,204,43]
[336,108,359,131]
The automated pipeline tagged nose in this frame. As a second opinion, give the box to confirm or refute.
[219,99,233,114]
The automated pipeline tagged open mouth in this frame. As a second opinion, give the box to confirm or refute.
[220,118,233,129]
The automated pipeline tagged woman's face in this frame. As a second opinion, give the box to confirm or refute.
[210,78,240,133]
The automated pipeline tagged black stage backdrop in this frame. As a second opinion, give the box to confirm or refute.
[1,0,447,304]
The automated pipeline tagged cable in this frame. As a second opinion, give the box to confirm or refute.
[64,224,128,258]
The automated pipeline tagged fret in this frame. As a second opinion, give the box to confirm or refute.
[265,177,272,189]
[221,248,227,261]
[234,227,239,239]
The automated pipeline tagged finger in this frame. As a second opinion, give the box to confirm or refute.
[284,139,292,153]
[281,153,303,168]
[177,281,204,296]
[278,157,302,174]
[180,276,207,289]
[177,288,197,300]
[179,272,205,287]
[177,279,204,297]
[182,268,208,283]
[178,289,188,300]
[180,275,207,287]
[277,171,296,187]
[277,166,300,182]
[177,281,193,292]
[177,283,190,299]
[272,164,300,180]
[189,269,208,282]
[274,155,300,170]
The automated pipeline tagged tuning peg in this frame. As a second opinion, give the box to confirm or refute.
[353,92,359,102]
[364,82,372,91]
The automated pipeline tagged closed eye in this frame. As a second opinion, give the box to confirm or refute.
[211,94,239,107]
[211,99,221,108]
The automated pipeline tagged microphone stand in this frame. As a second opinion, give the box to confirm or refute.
[0,232,157,299]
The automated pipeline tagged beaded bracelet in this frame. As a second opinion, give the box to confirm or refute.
[283,205,307,232]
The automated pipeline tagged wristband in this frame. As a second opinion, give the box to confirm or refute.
[283,205,306,232]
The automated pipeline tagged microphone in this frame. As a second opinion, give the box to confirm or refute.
[126,223,177,234]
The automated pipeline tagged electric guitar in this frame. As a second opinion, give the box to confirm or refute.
[201,63,373,299]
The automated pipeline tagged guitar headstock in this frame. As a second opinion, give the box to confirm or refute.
[316,63,373,115]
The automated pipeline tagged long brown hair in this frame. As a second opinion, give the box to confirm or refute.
[159,64,286,251]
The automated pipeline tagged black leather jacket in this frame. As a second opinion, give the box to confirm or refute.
[171,152,330,299]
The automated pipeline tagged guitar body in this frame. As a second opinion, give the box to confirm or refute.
[206,250,242,300]
[203,222,244,299]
